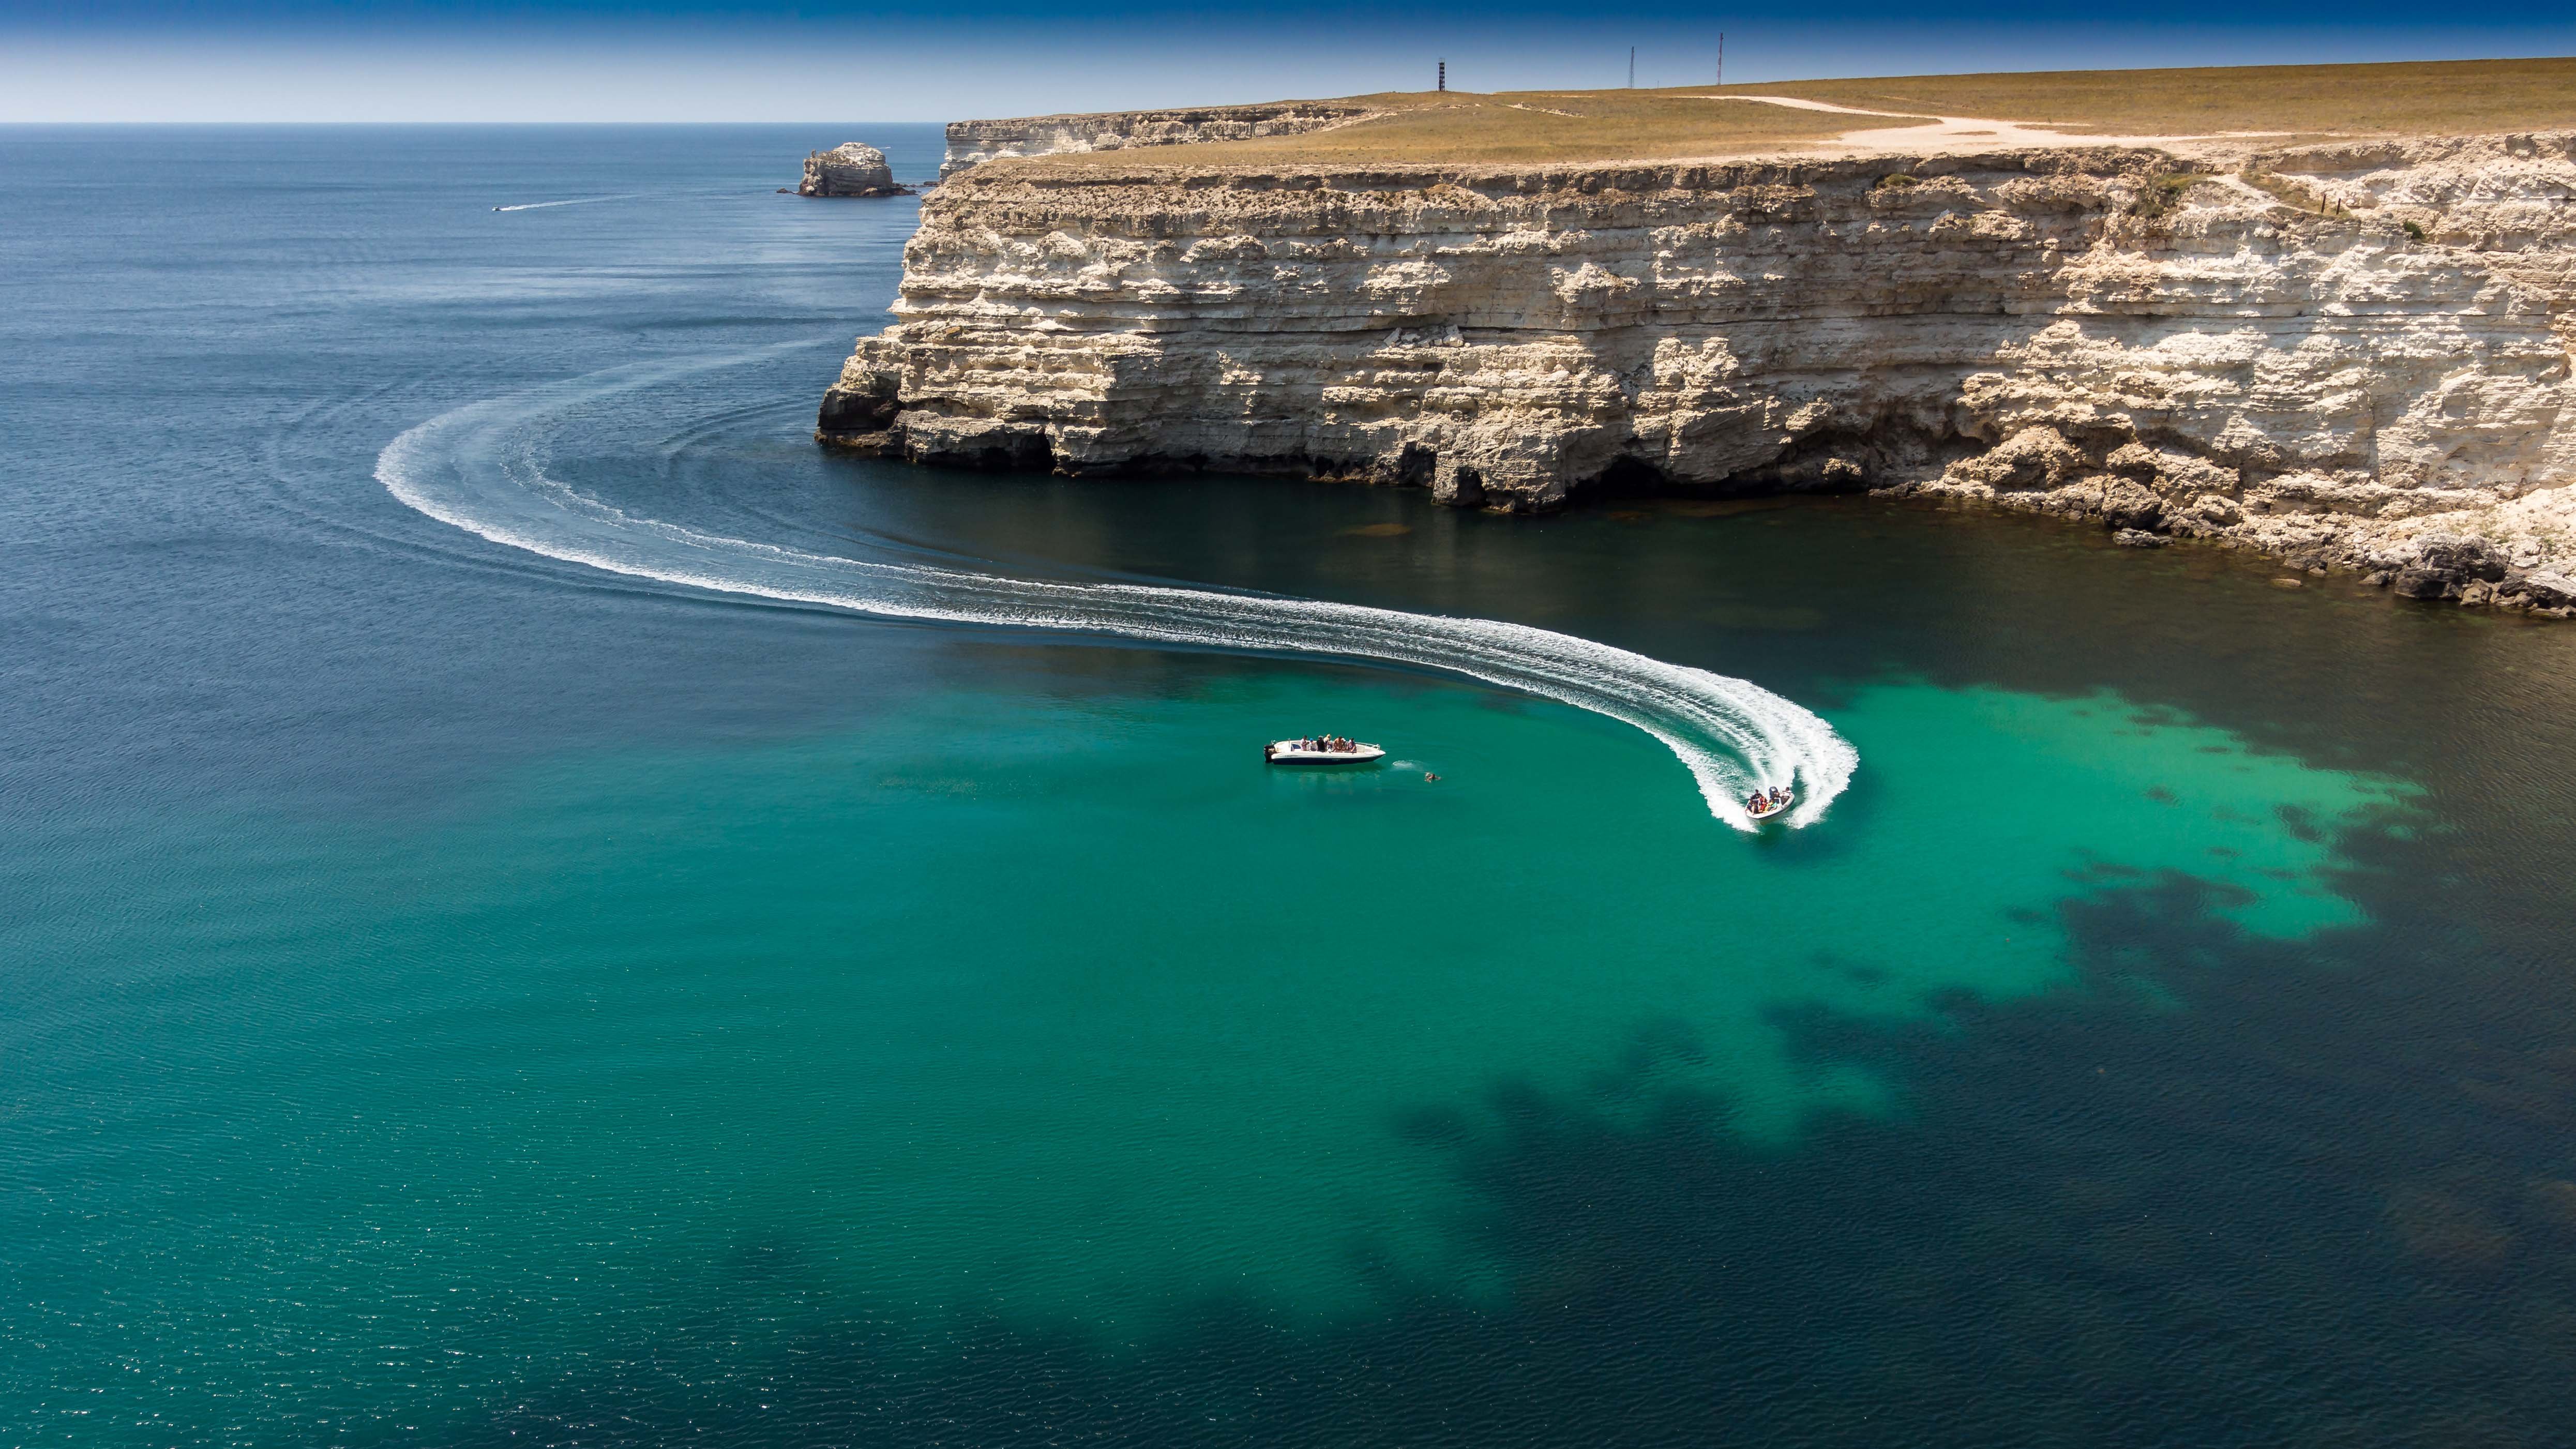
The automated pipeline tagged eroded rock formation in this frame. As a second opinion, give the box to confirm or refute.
[799,142,910,198]
[938,104,1375,180]
[824,132,2576,612]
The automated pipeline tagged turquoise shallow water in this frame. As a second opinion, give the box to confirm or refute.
[25,673,2403,1352]
[8,126,2576,1445]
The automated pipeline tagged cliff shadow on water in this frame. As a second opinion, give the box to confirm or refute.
[809,449,2576,791]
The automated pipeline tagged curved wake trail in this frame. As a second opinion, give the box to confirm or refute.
[492,194,645,212]
[376,357,1856,829]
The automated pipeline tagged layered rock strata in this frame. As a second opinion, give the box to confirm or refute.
[799,142,910,198]
[823,133,2576,611]
[938,104,1375,181]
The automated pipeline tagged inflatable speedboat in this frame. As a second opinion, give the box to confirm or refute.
[1746,790,1796,821]
[1265,738,1385,766]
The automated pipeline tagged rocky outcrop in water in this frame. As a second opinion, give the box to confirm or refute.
[823,131,2576,612]
[799,142,910,198]
[938,104,1375,181]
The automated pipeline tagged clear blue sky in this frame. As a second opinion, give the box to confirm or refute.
[5,2,2571,122]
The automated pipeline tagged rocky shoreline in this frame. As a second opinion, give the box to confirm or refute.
[821,117,2576,616]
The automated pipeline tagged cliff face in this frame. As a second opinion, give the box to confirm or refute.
[938,104,1375,180]
[825,134,2576,610]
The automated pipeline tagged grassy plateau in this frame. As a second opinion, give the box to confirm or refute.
[1016,57,2576,171]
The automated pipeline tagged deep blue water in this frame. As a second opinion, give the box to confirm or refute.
[7,125,2576,1446]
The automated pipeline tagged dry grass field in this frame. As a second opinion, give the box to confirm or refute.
[1717,57,2576,138]
[1016,57,2576,171]
[1029,89,1928,169]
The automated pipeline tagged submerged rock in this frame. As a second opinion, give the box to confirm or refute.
[2113,529,2170,549]
[799,143,910,198]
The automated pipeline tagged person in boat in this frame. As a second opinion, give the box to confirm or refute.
[1748,790,1767,814]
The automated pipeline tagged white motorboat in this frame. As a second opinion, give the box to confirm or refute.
[1746,789,1796,821]
[1264,738,1386,766]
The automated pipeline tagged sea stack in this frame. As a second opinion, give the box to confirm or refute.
[797,142,910,198]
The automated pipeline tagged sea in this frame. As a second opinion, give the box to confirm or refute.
[5,124,2575,1446]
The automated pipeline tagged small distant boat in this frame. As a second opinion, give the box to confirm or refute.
[1746,790,1796,821]
[1265,738,1385,766]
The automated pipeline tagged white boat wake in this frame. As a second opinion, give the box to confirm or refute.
[492,194,645,212]
[376,356,1857,829]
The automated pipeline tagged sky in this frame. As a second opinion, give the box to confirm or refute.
[4,2,2572,122]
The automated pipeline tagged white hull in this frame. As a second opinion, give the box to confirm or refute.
[1266,740,1385,766]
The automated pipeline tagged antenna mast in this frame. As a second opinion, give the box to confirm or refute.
[1438,59,1445,92]
[1718,33,1725,86]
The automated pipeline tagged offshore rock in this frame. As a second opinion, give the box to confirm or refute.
[799,143,910,198]
[824,130,2576,604]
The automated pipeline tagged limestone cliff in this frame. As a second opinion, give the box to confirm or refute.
[938,103,1375,181]
[824,133,2576,612]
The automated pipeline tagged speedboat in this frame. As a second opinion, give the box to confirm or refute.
[1746,790,1796,821]
[1265,738,1385,766]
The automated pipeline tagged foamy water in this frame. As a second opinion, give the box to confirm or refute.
[376,356,1856,828]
